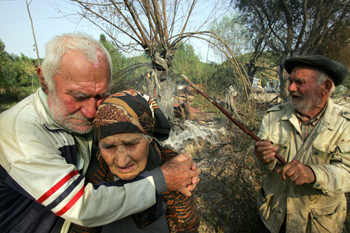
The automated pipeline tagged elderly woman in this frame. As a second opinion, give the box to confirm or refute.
[70,89,199,233]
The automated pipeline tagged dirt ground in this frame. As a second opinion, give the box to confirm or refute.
[165,117,261,233]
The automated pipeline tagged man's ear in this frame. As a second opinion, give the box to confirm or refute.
[37,67,48,94]
[323,79,333,96]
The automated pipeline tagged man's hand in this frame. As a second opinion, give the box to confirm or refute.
[254,140,278,163]
[187,162,200,192]
[277,160,315,185]
[161,153,201,196]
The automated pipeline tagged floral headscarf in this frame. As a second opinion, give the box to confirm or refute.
[93,89,171,141]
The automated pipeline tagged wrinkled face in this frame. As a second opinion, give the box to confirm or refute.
[48,50,110,134]
[288,65,324,115]
[99,132,152,180]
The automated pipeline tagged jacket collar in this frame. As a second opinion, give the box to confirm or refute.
[281,99,334,131]
[35,88,72,132]
[317,99,334,131]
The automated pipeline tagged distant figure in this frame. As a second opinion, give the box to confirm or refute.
[253,55,350,232]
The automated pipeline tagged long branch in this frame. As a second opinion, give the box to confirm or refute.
[161,0,170,47]
[120,0,151,49]
[25,0,40,66]
[181,74,287,165]
[177,0,197,45]
[74,0,143,46]
[280,0,293,52]
[294,0,308,51]
[141,0,160,44]
[151,0,166,44]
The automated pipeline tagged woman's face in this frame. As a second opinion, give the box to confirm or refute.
[99,132,152,180]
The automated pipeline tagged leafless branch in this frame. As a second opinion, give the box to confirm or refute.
[25,0,40,67]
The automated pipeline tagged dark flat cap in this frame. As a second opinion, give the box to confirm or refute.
[284,55,348,86]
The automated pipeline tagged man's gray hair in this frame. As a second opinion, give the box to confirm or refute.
[316,69,336,94]
[42,33,112,93]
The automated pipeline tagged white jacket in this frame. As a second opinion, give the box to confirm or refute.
[0,88,165,233]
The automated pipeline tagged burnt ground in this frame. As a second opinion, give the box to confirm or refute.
[164,118,262,233]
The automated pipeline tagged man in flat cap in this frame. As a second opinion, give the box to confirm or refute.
[253,54,350,232]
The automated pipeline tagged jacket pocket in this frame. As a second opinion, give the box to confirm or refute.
[338,142,350,154]
[257,187,274,220]
[309,201,346,232]
[309,144,331,164]
[337,141,350,163]
[268,136,290,160]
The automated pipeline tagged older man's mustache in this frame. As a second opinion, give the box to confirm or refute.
[66,114,93,125]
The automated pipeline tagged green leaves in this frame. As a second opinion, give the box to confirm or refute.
[0,39,39,110]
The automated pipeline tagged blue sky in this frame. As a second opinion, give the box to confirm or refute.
[0,0,103,58]
[0,0,229,63]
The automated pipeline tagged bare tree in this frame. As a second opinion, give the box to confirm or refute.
[25,0,41,86]
[25,0,40,65]
[233,0,350,100]
[317,16,350,71]
[67,0,242,119]
[209,11,272,85]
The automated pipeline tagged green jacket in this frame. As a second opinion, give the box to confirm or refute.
[255,99,350,233]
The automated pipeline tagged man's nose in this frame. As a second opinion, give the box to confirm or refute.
[288,82,297,92]
[81,98,98,119]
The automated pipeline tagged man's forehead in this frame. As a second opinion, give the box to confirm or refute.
[289,68,319,83]
[67,88,110,96]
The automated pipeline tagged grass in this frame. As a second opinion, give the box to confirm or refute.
[191,93,223,118]
[0,86,38,113]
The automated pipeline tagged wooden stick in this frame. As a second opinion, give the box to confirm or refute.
[181,74,287,165]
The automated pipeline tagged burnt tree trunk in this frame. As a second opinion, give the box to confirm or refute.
[144,70,174,120]
[144,48,175,120]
